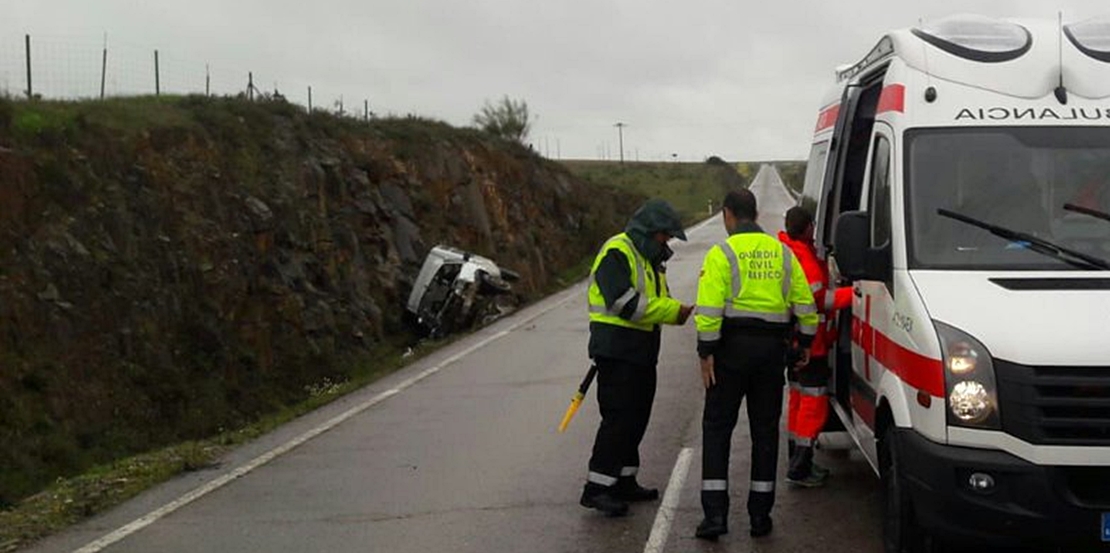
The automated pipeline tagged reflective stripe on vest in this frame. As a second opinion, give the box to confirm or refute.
[588,234,654,331]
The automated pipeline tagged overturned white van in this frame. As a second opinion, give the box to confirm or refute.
[803,14,1110,552]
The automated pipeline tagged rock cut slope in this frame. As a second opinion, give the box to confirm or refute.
[0,96,637,505]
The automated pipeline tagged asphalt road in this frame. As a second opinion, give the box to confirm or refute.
[27,165,885,553]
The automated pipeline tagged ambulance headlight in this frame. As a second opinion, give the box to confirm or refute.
[935,321,1000,429]
[913,15,1032,63]
[949,381,992,423]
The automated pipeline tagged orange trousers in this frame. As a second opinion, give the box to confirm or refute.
[787,356,830,446]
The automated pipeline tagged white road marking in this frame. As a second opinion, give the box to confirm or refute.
[73,291,580,553]
[643,447,695,553]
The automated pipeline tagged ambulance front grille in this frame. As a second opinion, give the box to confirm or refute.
[995,361,1110,446]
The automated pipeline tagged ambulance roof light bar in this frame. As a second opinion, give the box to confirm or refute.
[836,36,895,83]
[911,14,1032,63]
[1065,16,1110,63]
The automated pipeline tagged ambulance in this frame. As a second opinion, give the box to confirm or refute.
[802,14,1110,552]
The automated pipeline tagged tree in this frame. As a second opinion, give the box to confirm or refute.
[473,96,531,143]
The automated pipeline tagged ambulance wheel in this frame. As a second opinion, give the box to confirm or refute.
[880,426,931,553]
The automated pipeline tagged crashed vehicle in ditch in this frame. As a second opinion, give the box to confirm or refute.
[405,246,520,338]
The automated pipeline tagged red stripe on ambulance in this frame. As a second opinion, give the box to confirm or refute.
[852,314,945,399]
[814,104,840,133]
[876,84,906,114]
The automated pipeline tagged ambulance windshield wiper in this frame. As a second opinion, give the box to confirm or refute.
[937,208,1110,271]
[1063,203,1110,224]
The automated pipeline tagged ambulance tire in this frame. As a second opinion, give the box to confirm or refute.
[879,426,932,553]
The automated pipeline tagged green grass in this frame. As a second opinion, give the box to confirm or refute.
[559,159,755,226]
[772,161,807,197]
[6,95,200,141]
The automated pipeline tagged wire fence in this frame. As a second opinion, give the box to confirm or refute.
[0,33,374,118]
[0,34,743,161]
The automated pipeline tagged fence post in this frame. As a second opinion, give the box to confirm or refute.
[154,50,160,96]
[100,43,107,100]
[364,99,369,121]
[24,34,32,99]
[307,86,312,112]
[205,64,210,97]
[248,72,254,101]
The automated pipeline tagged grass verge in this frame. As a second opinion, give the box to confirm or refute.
[772,161,806,197]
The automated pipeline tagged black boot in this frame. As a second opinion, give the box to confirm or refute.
[786,446,826,487]
[580,483,629,517]
[697,490,729,540]
[787,438,796,460]
[696,515,728,540]
[750,514,773,537]
[616,476,659,502]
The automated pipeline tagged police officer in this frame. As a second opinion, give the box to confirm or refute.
[581,198,694,517]
[778,206,852,487]
[694,189,817,539]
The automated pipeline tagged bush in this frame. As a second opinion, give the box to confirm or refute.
[472,96,531,143]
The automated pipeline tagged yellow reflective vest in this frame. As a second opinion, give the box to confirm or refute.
[588,233,681,332]
[695,229,817,346]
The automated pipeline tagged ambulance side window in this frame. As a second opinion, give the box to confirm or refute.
[800,141,829,215]
[869,136,892,248]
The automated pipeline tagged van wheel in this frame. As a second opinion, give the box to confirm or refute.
[880,426,931,553]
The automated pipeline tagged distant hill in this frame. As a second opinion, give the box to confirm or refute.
[559,158,756,224]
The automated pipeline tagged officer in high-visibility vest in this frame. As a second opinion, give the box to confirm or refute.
[581,198,694,517]
[694,189,817,540]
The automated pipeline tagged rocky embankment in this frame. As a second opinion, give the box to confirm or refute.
[0,97,637,505]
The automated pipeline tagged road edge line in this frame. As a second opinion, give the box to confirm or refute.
[643,447,694,553]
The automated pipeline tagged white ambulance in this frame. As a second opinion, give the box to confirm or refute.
[802,14,1110,552]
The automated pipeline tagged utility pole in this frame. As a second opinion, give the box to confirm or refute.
[614,122,626,165]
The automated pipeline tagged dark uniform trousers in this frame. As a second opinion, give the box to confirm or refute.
[588,356,658,486]
[701,327,786,517]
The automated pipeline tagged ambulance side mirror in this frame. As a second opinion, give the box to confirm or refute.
[833,211,890,282]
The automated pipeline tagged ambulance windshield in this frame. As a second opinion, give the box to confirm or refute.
[906,127,1110,270]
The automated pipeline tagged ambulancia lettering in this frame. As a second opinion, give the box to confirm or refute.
[955,107,1110,121]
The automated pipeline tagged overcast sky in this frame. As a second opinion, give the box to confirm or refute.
[2,1,1105,160]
